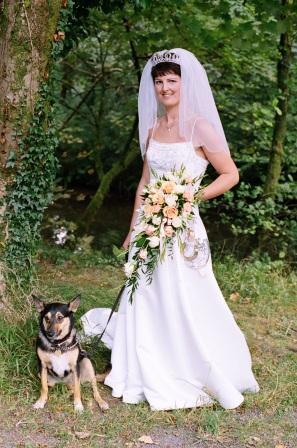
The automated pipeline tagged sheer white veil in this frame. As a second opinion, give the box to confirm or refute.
[138,48,229,159]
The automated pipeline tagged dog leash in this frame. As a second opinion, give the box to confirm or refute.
[96,283,126,343]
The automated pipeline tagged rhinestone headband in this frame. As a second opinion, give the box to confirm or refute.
[151,50,180,66]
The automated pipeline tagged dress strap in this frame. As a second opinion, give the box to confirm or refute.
[190,117,199,143]
[151,117,158,140]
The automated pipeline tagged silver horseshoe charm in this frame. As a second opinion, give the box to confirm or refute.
[182,229,210,268]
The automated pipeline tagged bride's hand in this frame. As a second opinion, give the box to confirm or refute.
[122,230,132,250]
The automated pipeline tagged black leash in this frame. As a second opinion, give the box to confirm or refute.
[96,283,126,343]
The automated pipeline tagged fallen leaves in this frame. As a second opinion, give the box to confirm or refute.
[74,431,91,439]
[138,434,156,444]
[229,291,252,303]
[53,31,65,42]
[229,292,240,302]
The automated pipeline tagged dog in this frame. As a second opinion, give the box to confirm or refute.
[32,294,109,412]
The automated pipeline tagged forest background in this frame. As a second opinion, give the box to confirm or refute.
[0,1,296,447]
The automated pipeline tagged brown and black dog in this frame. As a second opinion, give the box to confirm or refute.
[33,295,109,412]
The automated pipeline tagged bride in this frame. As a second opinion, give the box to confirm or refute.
[81,48,260,410]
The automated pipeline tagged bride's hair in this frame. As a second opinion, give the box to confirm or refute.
[151,62,181,80]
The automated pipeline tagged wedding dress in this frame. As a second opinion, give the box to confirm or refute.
[81,131,260,411]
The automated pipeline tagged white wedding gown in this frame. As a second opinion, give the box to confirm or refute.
[81,138,260,410]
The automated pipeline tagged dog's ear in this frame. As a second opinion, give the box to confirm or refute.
[32,295,45,313]
[68,294,81,313]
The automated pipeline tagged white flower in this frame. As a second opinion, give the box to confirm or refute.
[148,236,160,248]
[165,194,178,206]
[124,261,136,278]
[54,227,68,245]
[174,184,186,194]
[133,221,147,234]
[152,215,161,226]
[139,249,148,260]
[172,216,182,228]
[165,172,177,182]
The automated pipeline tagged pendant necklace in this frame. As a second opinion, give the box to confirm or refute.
[166,120,178,132]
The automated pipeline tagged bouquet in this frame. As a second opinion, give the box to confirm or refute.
[124,165,205,303]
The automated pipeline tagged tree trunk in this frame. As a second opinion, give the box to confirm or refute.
[263,0,293,198]
[0,0,62,300]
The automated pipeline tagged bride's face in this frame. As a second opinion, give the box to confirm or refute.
[154,72,181,108]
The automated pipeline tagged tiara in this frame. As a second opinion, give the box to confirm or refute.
[151,50,180,66]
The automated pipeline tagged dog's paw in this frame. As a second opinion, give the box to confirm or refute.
[74,401,84,412]
[33,399,46,409]
[100,400,109,411]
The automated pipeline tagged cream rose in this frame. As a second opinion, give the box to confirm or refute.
[148,236,160,248]
[133,221,147,234]
[152,215,162,226]
[124,261,136,278]
[145,224,156,236]
[172,216,182,228]
[165,194,178,207]
[152,204,161,214]
[174,184,186,194]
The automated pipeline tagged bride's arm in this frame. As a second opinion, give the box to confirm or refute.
[200,151,239,201]
[193,118,239,201]
[122,155,150,249]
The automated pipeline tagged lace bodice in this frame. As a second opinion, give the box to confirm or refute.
[146,138,209,184]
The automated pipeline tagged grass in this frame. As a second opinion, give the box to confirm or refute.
[0,246,296,447]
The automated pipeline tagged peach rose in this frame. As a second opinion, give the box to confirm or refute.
[161,181,176,194]
[163,206,178,219]
[183,202,192,214]
[151,192,165,205]
[164,225,174,237]
[143,204,153,216]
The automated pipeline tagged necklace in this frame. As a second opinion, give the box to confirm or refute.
[165,119,178,132]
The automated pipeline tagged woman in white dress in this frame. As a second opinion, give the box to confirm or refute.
[81,48,260,410]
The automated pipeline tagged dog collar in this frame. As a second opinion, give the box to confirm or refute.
[39,331,80,353]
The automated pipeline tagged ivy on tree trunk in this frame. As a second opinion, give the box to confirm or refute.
[0,0,65,299]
